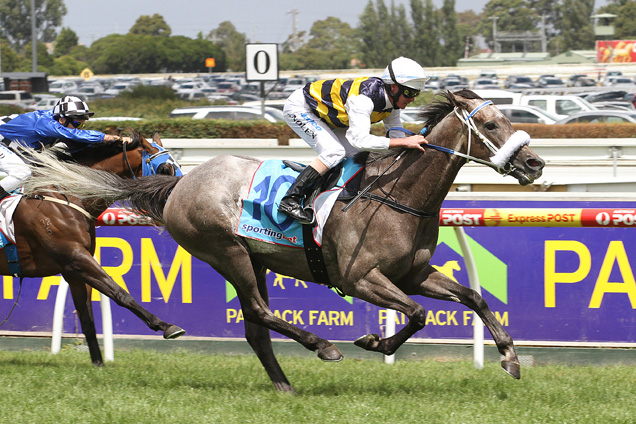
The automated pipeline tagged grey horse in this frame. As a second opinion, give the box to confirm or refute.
[24,90,545,393]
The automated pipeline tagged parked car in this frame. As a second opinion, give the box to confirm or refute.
[48,80,79,93]
[425,76,441,91]
[471,78,499,90]
[521,94,597,118]
[440,76,469,90]
[0,90,36,108]
[496,104,560,124]
[536,76,566,89]
[567,74,596,87]
[168,105,283,122]
[555,110,636,124]
[28,97,60,110]
[104,81,138,96]
[504,75,535,89]
[554,110,636,124]
[602,76,636,87]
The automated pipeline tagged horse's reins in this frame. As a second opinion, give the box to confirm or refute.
[342,100,530,216]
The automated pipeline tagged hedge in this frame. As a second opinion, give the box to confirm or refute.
[84,119,636,145]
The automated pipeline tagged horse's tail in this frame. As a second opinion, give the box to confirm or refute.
[21,148,179,224]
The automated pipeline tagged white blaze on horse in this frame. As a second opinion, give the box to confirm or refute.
[23,90,544,393]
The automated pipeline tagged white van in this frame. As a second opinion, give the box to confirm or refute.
[518,95,597,119]
[473,90,597,119]
[0,90,36,108]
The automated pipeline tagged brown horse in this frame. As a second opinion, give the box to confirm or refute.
[23,90,544,392]
[3,131,185,365]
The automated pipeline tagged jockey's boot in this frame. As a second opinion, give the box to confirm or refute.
[279,165,321,225]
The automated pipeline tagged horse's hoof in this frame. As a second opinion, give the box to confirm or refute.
[501,360,521,379]
[354,333,379,351]
[317,344,343,362]
[164,325,186,339]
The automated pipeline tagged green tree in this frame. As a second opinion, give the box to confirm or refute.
[479,0,537,52]
[556,0,594,51]
[456,10,483,58]
[280,17,359,70]
[359,0,396,67]
[0,39,29,71]
[50,54,87,75]
[128,13,171,37]
[440,0,462,66]
[207,21,247,72]
[54,27,78,58]
[613,1,636,38]
[0,0,66,51]
[410,0,443,67]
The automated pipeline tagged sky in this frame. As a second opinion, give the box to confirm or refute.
[63,0,610,48]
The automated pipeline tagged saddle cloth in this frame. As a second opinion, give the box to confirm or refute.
[236,158,363,248]
[0,193,22,245]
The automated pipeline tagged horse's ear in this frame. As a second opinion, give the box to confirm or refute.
[152,131,163,147]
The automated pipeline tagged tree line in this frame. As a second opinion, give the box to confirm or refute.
[0,0,634,76]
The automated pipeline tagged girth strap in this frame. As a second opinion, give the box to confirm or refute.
[301,223,331,285]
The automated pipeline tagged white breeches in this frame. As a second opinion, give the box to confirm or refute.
[0,144,31,192]
[283,89,359,169]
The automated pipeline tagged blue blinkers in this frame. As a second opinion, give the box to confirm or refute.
[141,142,183,177]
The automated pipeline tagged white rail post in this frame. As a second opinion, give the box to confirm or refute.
[384,309,397,364]
[51,277,114,361]
[453,227,484,370]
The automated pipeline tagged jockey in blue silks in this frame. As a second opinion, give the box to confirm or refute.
[0,95,127,201]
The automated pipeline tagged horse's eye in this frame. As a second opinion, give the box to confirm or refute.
[485,122,497,131]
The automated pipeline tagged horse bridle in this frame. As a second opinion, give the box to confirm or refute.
[452,100,530,175]
[122,141,183,178]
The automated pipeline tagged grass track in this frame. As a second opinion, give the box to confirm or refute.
[0,347,634,424]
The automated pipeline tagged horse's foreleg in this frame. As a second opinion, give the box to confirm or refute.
[66,281,103,365]
[62,251,185,340]
[406,266,520,379]
[346,268,427,356]
[243,265,296,394]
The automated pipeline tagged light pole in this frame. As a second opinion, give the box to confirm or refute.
[489,16,499,53]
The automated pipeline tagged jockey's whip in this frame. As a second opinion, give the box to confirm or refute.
[342,150,406,212]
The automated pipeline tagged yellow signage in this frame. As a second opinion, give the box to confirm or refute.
[80,68,94,80]
[205,58,215,68]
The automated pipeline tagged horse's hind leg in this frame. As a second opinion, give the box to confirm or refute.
[243,264,296,394]
[62,251,185,340]
[406,266,521,379]
[67,281,103,365]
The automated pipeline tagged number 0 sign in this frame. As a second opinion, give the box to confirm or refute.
[245,43,279,81]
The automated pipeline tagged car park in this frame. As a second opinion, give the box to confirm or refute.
[555,110,636,124]
[567,74,596,87]
[104,81,139,96]
[602,76,635,87]
[536,76,566,89]
[496,104,560,124]
[168,105,283,122]
[471,78,499,90]
[28,97,60,110]
[521,94,597,118]
[425,76,441,91]
[0,90,36,108]
[48,80,79,93]
[504,75,535,89]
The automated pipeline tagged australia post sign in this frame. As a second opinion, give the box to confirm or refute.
[0,199,635,346]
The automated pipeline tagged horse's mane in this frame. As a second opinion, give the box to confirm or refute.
[53,135,142,162]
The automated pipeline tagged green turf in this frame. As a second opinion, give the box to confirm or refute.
[0,340,634,424]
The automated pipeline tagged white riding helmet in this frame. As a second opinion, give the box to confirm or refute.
[53,95,95,119]
[381,57,429,90]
